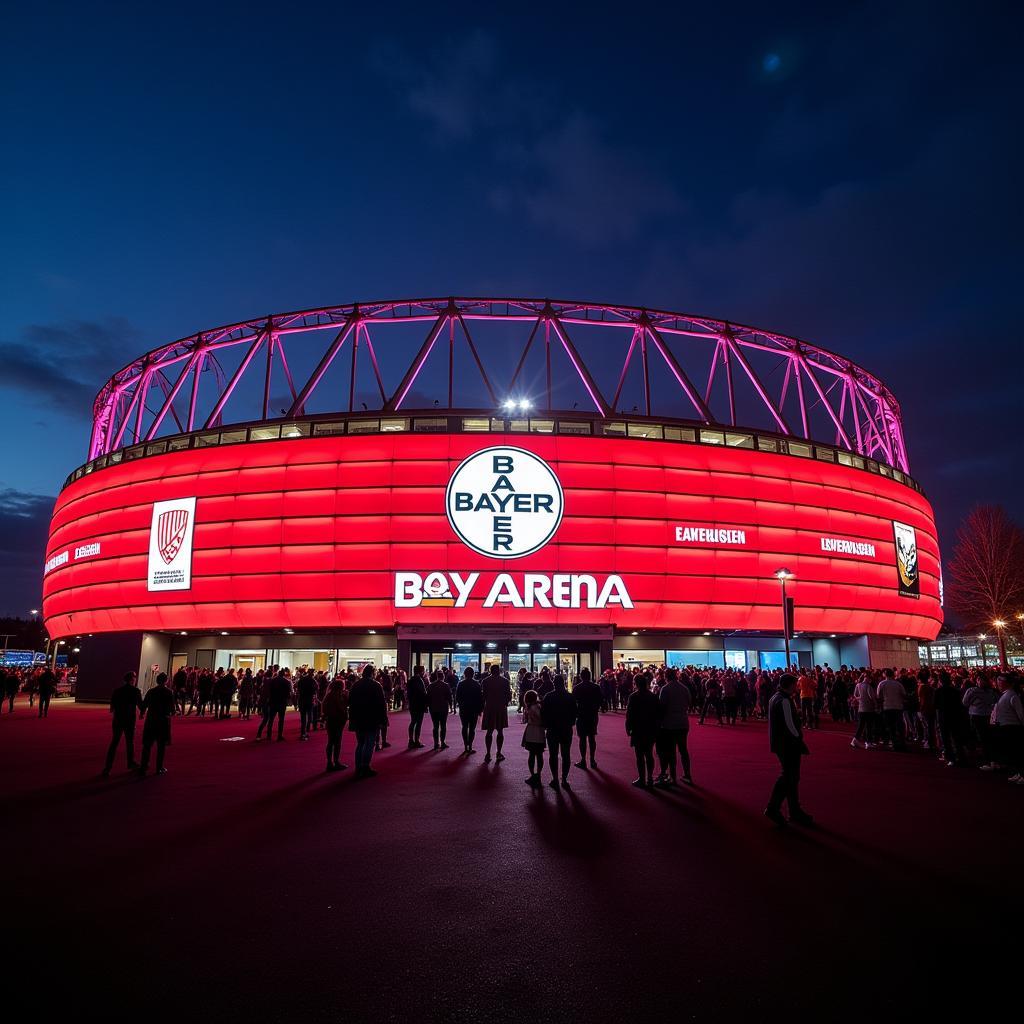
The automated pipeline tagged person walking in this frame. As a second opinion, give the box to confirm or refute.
[406,665,428,749]
[36,668,57,718]
[797,670,818,729]
[455,667,484,756]
[3,669,18,713]
[426,671,452,750]
[139,673,176,776]
[625,672,661,789]
[321,677,349,772]
[481,664,512,764]
[521,689,546,788]
[572,667,603,770]
[348,664,388,779]
[541,674,577,789]
[655,667,692,786]
[103,671,144,776]
[764,674,813,826]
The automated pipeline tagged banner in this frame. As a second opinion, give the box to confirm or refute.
[148,497,197,592]
[893,521,920,598]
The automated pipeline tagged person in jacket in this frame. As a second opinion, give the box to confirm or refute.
[406,665,429,749]
[572,667,603,770]
[876,669,906,750]
[347,664,388,779]
[992,673,1024,783]
[36,668,57,718]
[480,664,512,764]
[934,670,965,766]
[541,674,577,789]
[426,671,452,750]
[851,672,879,748]
[455,667,484,757]
[764,674,813,826]
[963,673,998,767]
[103,670,144,775]
[655,667,692,786]
[139,673,176,776]
[625,672,661,789]
[321,677,349,772]
[256,669,292,742]
[521,689,546,788]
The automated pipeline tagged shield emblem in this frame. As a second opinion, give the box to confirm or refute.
[158,508,190,565]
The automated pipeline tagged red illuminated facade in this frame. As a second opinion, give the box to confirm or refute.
[42,297,941,696]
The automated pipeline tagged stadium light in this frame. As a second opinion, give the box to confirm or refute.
[503,399,517,412]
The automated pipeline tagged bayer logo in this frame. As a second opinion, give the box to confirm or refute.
[446,446,564,559]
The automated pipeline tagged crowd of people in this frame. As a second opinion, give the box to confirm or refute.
[4,658,1023,821]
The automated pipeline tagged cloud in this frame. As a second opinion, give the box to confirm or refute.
[0,317,141,418]
[371,30,500,140]
[371,37,685,247]
[0,488,54,615]
[490,115,686,246]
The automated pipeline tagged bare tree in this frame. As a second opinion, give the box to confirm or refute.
[946,505,1024,668]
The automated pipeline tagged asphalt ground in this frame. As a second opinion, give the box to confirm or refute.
[2,699,1020,1023]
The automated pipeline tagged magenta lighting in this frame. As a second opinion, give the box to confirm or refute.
[85,296,910,473]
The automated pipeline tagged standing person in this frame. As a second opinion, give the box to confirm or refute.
[426,670,452,750]
[321,677,349,772]
[36,668,57,718]
[655,667,692,786]
[481,664,512,764]
[992,674,1024,784]
[876,669,906,750]
[764,674,813,826]
[963,673,998,768]
[102,671,144,776]
[348,664,388,779]
[625,672,661,789]
[916,669,938,752]
[139,673,176,776]
[3,669,18,713]
[851,672,879,748]
[172,666,189,716]
[406,664,428,749]
[797,670,818,729]
[455,667,484,757]
[238,670,255,721]
[521,689,546,788]
[257,669,291,742]
[296,671,318,740]
[572,667,603,770]
[541,674,577,790]
[934,670,965,767]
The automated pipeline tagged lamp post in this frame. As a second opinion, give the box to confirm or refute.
[992,619,1008,670]
[775,568,794,669]
[978,634,987,670]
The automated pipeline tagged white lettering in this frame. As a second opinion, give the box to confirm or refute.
[44,550,69,574]
[819,537,876,558]
[675,525,747,546]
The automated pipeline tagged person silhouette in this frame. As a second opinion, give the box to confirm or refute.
[455,667,484,756]
[103,671,143,776]
[139,673,176,776]
[481,664,512,764]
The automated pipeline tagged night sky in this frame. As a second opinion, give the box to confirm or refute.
[1,2,1021,615]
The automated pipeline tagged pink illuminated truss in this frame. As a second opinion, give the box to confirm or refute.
[87,297,911,473]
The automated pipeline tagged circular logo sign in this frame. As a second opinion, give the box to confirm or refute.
[445,446,564,559]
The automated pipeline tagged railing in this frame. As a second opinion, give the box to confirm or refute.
[64,410,925,496]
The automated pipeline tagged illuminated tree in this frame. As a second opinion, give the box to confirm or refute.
[946,505,1024,669]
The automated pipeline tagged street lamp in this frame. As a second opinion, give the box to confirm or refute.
[992,619,1008,670]
[775,568,794,668]
[978,634,988,670]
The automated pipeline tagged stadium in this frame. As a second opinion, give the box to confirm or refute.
[40,297,943,700]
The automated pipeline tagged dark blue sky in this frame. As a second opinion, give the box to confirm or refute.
[1,1,1021,614]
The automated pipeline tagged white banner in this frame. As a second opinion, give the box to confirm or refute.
[147,497,197,592]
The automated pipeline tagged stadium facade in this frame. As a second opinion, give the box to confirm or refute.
[41,298,942,698]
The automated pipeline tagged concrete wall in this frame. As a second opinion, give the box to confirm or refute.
[75,631,145,702]
[868,636,921,671]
